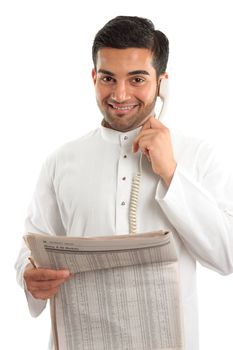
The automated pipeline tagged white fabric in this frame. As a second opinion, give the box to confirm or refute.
[15,125,233,350]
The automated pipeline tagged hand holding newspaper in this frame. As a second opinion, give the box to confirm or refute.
[24,230,185,350]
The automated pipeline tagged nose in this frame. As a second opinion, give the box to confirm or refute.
[111,81,131,103]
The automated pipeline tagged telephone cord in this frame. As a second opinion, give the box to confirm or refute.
[129,152,143,235]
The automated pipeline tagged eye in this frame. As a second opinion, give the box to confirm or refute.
[100,76,115,84]
[131,77,145,85]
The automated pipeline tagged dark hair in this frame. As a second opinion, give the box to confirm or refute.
[92,16,169,78]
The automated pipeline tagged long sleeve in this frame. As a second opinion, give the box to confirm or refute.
[15,157,66,317]
[156,141,233,275]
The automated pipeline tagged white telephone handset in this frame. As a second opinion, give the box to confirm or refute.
[157,74,169,121]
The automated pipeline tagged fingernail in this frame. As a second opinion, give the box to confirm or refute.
[62,270,70,278]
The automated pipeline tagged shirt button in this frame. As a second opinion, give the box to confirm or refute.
[121,201,126,206]
[124,136,128,140]
[122,177,126,181]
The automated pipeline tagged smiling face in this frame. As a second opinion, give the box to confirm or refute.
[92,48,160,132]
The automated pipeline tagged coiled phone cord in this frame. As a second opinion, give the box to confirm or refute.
[129,152,143,235]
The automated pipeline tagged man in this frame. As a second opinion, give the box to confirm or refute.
[15,16,233,349]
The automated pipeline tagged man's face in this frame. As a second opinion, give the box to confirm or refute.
[92,48,160,132]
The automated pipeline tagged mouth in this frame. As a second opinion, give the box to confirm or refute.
[107,102,139,114]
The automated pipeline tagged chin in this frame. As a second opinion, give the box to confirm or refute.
[103,116,140,132]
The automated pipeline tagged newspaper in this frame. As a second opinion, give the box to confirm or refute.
[24,231,185,350]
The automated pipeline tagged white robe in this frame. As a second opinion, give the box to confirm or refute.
[15,125,233,350]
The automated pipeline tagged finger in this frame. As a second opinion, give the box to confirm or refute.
[142,116,163,130]
[132,129,156,153]
[132,115,163,153]
[137,137,152,155]
[141,117,153,131]
[31,287,60,300]
[29,277,70,291]
[36,268,70,281]
[26,268,70,281]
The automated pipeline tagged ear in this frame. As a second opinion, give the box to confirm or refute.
[92,68,97,85]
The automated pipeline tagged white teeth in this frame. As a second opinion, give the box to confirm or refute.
[111,105,136,110]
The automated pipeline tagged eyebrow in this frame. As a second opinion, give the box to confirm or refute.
[97,69,150,76]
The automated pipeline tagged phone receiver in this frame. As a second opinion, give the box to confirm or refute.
[130,75,168,234]
[157,75,169,121]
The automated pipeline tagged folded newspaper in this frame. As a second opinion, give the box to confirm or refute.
[24,231,185,350]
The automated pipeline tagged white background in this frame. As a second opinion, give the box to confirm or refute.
[1,0,233,349]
